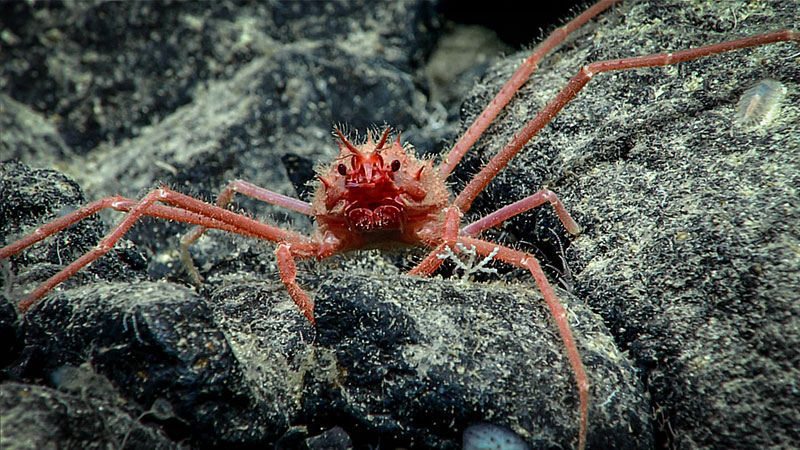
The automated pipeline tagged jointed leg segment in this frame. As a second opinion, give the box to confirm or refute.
[12,189,160,312]
[181,179,313,283]
[437,0,623,179]
[454,30,800,213]
[2,186,317,312]
[276,243,315,325]
[461,236,589,450]
[460,189,581,237]
[411,190,585,448]
[408,206,462,277]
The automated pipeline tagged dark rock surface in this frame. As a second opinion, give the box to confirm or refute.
[1,160,648,448]
[1,381,177,450]
[456,1,799,449]
[2,0,797,449]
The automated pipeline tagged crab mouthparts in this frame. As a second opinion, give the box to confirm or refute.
[347,205,404,232]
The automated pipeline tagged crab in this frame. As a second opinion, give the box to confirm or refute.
[2,0,798,448]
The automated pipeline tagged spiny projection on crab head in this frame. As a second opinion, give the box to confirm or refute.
[312,126,450,250]
[333,127,411,232]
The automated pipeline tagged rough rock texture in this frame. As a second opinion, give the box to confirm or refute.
[1,381,177,450]
[0,157,649,448]
[2,0,797,449]
[455,1,799,449]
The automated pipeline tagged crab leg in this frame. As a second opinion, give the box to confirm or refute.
[411,192,586,445]
[1,198,120,260]
[155,187,314,248]
[276,243,315,325]
[181,179,312,283]
[437,0,622,179]
[460,189,581,237]
[10,187,317,312]
[13,190,161,312]
[411,188,581,277]
[0,196,266,261]
[408,207,462,276]
[454,30,800,213]
[459,235,589,450]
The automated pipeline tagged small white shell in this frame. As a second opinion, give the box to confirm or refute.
[462,423,529,450]
[734,79,787,128]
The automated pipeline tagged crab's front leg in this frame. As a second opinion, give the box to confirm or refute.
[276,243,316,325]
[408,207,462,277]
[180,179,313,284]
[461,236,589,450]
[410,189,581,277]
[410,191,586,448]
[460,189,581,237]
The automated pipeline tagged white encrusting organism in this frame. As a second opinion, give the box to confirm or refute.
[437,243,499,281]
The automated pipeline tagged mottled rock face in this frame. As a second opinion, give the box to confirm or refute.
[2,159,650,448]
[455,1,799,449]
[2,0,798,449]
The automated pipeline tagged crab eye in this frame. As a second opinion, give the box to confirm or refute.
[337,164,347,175]
[391,160,401,172]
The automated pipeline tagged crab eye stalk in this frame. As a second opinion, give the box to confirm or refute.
[337,164,347,175]
[391,160,401,172]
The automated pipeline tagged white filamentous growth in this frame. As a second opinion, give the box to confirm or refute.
[436,243,498,281]
[734,79,787,127]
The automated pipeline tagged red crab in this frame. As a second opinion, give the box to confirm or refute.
[2,0,797,448]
